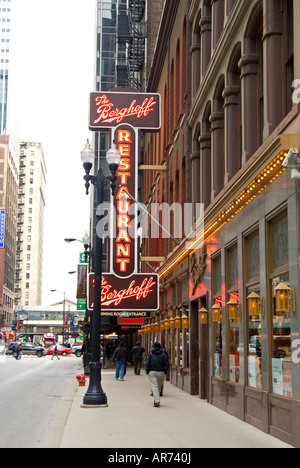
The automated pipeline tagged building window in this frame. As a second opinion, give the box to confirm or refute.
[245,230,262,389]
[212,253,223,379]
[267,211,291,398]
[227,243,239,383]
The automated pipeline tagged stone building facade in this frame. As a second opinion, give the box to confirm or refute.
[140,0,300,447]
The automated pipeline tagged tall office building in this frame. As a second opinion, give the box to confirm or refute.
[15,141,47,307]
[0,0,12,135]
[0,135,18,329]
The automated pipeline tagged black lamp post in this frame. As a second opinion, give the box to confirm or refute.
[65,233,93,376]
[80,139,121,407]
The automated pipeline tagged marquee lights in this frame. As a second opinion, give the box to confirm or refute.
[159,150,288,280]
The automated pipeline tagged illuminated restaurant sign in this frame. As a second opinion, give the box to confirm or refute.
[89,90,161,312]
[112,125,137,277]
[88,273,159,312]
[89,92,161,130]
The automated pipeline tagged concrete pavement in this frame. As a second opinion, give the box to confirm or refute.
[40,363,293,449]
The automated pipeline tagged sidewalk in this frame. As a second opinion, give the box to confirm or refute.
[43,364,293,449]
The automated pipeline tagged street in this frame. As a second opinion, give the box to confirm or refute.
[0,354,81,448]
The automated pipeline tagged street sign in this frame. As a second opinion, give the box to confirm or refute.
[79,253,88,264]
[77,298,87,311]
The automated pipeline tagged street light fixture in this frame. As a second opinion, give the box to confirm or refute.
[80,139,121,407]
[64,231,91,264]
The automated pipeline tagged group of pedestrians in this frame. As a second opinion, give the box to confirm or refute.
[112,340,169,408]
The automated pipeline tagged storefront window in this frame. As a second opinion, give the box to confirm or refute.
[269,213,292,398]
[212,255,223,378]
[227,244,239,383]
[228,292,240,383]
[272,274,292,398]
[213,297,223,378]
[245,231,262,389]
[247,286,262,389]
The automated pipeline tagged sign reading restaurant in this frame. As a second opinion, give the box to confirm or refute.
[88,91,161,312]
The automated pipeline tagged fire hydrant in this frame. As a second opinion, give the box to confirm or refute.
[76,374,86,387]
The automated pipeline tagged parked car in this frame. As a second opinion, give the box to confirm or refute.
[6,342,46,357]
[71,345,83,357]
[47,344,72,357]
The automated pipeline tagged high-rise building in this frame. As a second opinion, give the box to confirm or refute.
[0,135,18,329]
[0,0,12,135]
[14,141,47,307]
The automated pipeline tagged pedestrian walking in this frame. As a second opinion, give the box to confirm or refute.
[145,342,169,407]
[131,342,145,375]
[112,341,127,381]
[51,344,60,360]
[15,341,22,360]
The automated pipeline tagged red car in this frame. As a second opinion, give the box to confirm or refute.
[47,345,72,357]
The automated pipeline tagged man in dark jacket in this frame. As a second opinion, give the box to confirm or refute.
[145,342,169,407]
[131,342,145,375]
[112,341,128,381]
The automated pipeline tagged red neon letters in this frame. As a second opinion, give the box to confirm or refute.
[93,95,157,125]
[113,126,136,277]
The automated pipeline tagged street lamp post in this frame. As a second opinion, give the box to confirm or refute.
[64,233,93,376]
[80,139,121,407]
[51,289,66,344]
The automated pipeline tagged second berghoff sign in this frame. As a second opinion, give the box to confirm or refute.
[89,92,161,130]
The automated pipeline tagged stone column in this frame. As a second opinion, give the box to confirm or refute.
[210,111,224,198]
[211,0,225,50]
[199,133,211,209]
[239,54,259,162]
[200,16,212,77]
[263,0,283,137]
[223,85,241,183]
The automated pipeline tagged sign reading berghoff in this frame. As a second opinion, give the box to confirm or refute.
[88,91,161,312]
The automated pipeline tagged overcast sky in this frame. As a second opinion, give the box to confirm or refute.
[9,0,97,306]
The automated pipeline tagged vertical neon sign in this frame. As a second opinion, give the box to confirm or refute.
[112,125,137,277]
[89,91,161,311]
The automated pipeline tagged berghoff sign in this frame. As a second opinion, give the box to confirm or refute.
[89,92,161,130]
[88,273,159,312]
[88,90,161,312]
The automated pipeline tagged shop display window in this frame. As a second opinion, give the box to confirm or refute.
[213,297,223,378]
[245,231,262,389]
[272,274,292,398]
[268,213,292,398]
[228,292,240,383]
[246,286,262,389]
[227,244,240,383]
[212,255,223,378]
